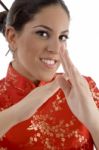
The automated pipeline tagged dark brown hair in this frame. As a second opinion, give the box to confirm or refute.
[0,0,70,35]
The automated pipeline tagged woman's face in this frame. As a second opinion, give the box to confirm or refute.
[11,5,69,83]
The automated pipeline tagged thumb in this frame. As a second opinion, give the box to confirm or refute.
[33,77,60,101]
[57,75,71,97]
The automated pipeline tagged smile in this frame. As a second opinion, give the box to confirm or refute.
[40,58,57,69]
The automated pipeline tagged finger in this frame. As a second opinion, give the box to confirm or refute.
[66,53,88,89]
[60,46,76,76]
[35,78,60,101]
[59,46,77,87]
[59,46,69,78]
[59,45,76,78]
[57,75,71,98]
[60,46,84,87]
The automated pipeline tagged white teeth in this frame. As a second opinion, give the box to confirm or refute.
[41,59,55,65]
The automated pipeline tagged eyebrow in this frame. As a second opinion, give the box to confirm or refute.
[32,25,69,34]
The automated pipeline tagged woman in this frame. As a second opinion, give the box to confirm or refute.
[0,0,99,149]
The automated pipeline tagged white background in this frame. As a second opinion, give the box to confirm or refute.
[0,0,99,88]
[0,1,98,149]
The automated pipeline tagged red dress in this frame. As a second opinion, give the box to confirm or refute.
[0,63,99,150]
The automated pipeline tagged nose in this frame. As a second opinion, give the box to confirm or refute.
[47,38,61,54]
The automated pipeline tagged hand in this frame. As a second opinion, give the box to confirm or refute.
[11,78,59,123]
[0,78,59,137]
[58,46,97,126]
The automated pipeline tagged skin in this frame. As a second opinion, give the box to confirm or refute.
[6,5,69,85]
[0,77,59,137]
[58,47,99,150]
[2,4,99,149]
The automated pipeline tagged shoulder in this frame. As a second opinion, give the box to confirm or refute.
[0,77,5,92]
[84,76,98,92]
[55,74,99,108]
[83,76,99,108]
[0,77,13,110]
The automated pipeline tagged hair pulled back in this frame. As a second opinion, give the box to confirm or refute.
[0,0,70,35]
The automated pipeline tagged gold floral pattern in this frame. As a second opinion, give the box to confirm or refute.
[26,91,90,149]
[88,77,99,107]
[0,147,7,150]
[0,64,98,149]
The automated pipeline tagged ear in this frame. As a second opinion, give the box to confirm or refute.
[5,25,17,51]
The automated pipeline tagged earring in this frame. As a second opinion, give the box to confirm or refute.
[12,49,16,59]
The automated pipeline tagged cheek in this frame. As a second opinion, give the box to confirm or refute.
[16,35,46,59]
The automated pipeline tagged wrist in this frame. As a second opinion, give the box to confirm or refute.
[84,107,99,131]
[6,108,17,127]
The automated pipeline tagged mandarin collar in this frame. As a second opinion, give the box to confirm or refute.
[5,63,47,91]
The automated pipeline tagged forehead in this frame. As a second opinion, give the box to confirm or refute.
[26,5,69,32]
[36,5,69,19]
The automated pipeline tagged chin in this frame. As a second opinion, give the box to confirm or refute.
[39,73,55,82]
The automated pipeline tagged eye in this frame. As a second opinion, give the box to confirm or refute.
[59,35,69,42]
[35,30,49,39]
